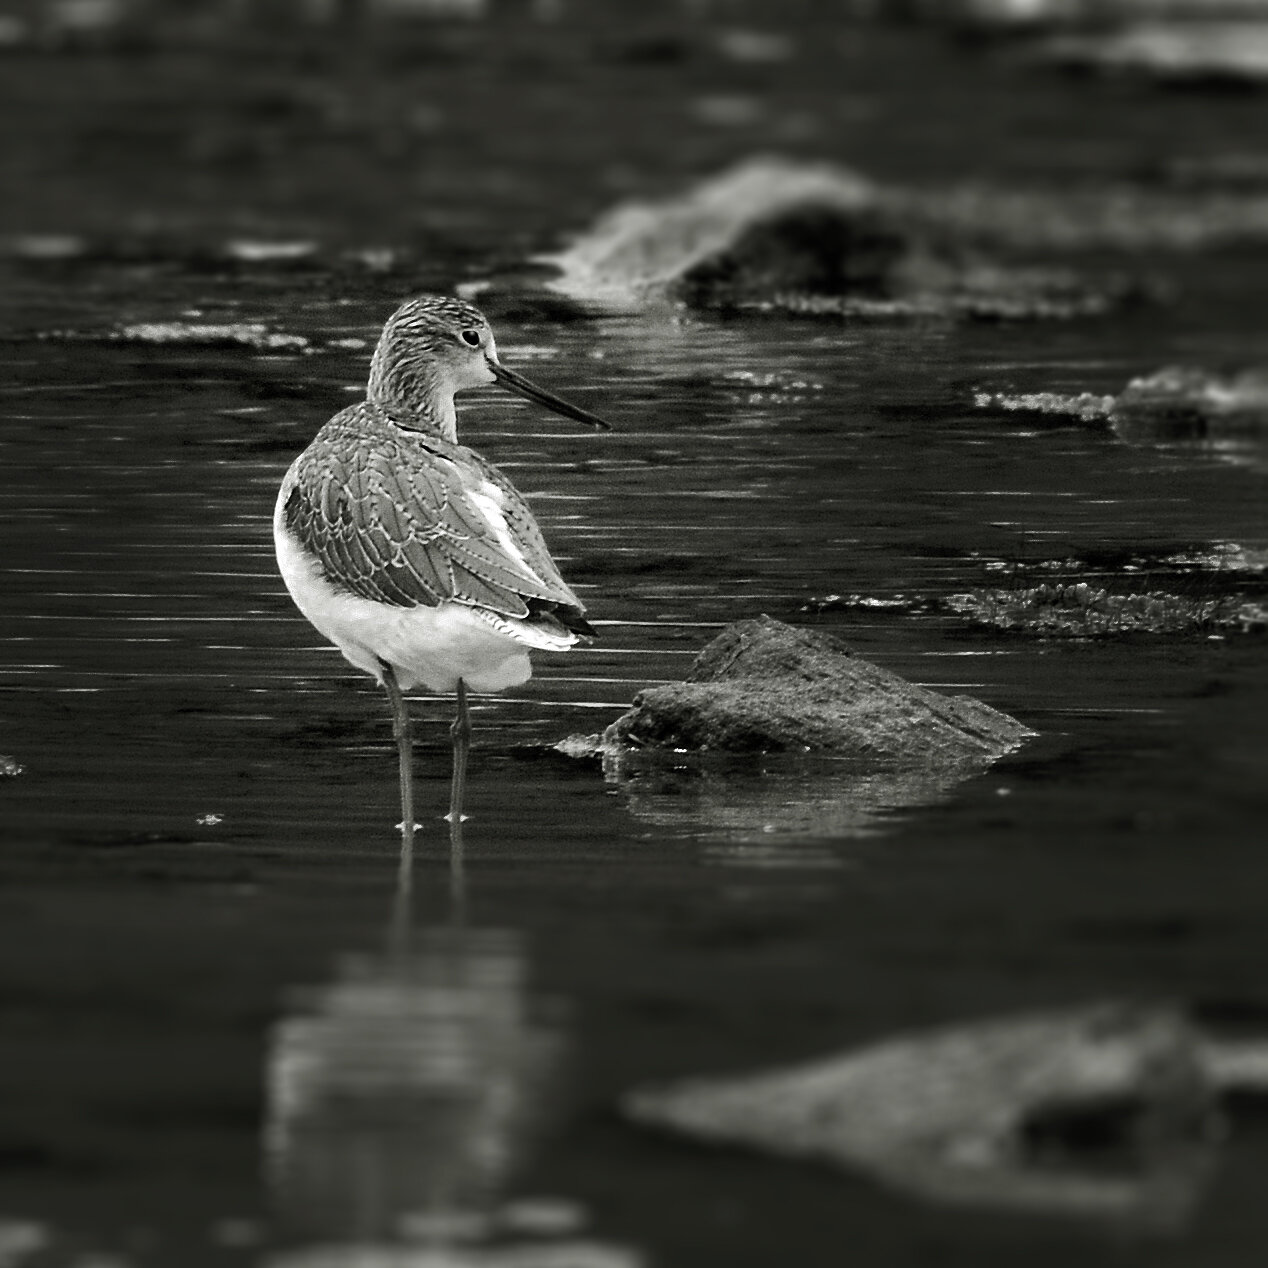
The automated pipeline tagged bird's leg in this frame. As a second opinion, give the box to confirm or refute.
[379,662,416,847]
[390,822,415,961]
[448,807,466,915]
[447,677,471,828]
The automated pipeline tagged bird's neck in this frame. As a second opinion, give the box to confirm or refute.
[366,355,458,443]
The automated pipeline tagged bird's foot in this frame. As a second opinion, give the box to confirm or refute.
[443,812,470,824]
[395,820,423,833]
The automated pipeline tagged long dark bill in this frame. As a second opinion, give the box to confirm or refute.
[488,359,612,431]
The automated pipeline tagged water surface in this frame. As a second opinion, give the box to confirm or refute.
[2,18,1268,1267]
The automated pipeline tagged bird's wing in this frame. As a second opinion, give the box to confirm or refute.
[283,411,584,618]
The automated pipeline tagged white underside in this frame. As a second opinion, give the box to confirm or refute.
[273,484,576,694]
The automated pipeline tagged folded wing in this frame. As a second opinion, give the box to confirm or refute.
[283,408,587,623]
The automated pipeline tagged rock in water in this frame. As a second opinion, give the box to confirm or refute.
[1042,22,1268,87]
[601,615,1034,765]
[625,1001,1221,1226]
[948,583,1268,638]
[1112,365,1268,441]
[531,158,1147,319]
[538,158,881,310]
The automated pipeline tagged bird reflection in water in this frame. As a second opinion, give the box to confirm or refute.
[264,824,566,1259]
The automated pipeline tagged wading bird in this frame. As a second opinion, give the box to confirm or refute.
[274,296,610,844]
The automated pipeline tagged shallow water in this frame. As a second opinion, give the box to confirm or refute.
[3,17,1268,1268]
[3,269,1266,1266]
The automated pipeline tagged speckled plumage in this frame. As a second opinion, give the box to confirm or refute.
[274,294,605,703]
[281,403,586,623]
[273,295,610,839]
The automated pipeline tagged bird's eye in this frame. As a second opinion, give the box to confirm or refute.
[460,329,482,347]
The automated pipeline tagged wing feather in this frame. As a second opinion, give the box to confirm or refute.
[283,405,585,619]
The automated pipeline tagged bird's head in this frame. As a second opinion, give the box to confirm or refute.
[367,295,610,437]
